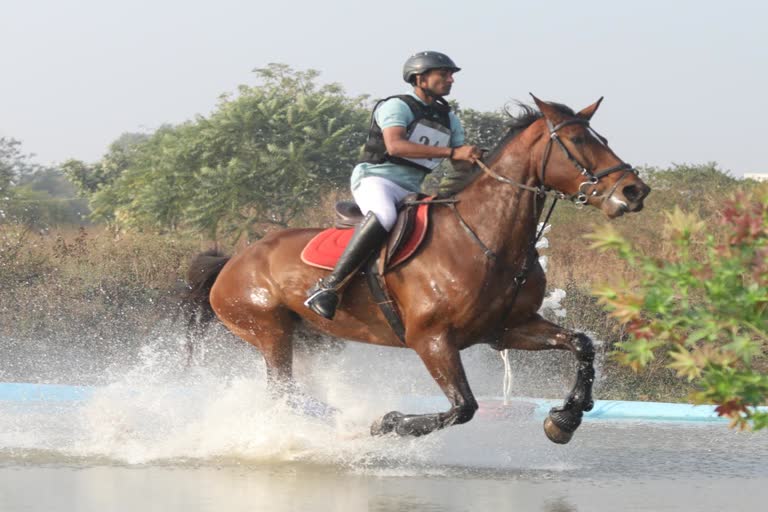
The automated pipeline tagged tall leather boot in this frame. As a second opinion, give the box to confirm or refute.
[304,212,388,320]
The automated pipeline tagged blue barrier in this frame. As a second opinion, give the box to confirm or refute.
[0,382,94,402]
[2,382,765,423]
[399,395,768,423]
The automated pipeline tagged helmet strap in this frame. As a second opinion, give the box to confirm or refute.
[414,77,443,104]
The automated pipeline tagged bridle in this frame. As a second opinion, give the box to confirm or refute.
[540,117,637,205]
[478,116,638,205]
[449,114,640,294]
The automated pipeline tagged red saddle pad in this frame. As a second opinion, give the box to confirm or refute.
[301,202,430,271]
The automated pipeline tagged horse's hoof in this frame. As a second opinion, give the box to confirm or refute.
[370,411,404,436]
[543,416,574,444]
[584,400,594,412]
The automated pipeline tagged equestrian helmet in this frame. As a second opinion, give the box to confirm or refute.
[403,51,461,83]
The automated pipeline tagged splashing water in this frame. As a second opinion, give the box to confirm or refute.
[0,331,579,473]
[0,221,604,471]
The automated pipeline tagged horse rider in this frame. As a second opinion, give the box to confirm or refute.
[304,50,482,319]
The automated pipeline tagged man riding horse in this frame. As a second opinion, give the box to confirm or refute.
[186,53,651,442]
[304,51,483,319]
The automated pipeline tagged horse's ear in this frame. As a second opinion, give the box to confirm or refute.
[530,93,566,124]
[577,97,604,121]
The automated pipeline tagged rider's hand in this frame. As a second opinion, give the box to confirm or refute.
[451,145,482,163]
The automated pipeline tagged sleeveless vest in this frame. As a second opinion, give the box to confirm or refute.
[359,95,453,173]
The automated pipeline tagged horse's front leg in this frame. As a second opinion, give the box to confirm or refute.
[371,334,478,437]
[500,314,595,444]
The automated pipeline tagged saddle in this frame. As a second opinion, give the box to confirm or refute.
[301,193,433,272]
[300,194,436,344]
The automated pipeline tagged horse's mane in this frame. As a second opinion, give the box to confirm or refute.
[438,101,576,196]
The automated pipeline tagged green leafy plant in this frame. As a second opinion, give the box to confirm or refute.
[62,65,369,240]
[588,184,768,430]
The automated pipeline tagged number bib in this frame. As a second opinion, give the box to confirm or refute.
[402,119,452,171]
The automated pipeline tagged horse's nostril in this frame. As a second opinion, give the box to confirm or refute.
[622,184,648,202]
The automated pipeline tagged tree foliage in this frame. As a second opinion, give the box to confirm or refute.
[1,138,87,227]
[589,184,768,430]
[1,138,35,200]
[642,161,739,192]
[67,64,369,240]
[455,105,509,151]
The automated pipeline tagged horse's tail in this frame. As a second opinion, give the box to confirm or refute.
[180,248,231,363]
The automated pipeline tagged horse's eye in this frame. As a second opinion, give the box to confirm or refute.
[570,136,585,145]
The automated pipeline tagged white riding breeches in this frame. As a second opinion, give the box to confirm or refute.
[352,176,413,231]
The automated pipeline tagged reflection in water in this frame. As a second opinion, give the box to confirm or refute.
[1,463,766,512]
[544,497,578,512]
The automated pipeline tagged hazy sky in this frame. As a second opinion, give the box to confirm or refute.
[2,0,766,176]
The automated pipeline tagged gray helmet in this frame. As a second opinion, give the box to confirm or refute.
[403,51,461,83]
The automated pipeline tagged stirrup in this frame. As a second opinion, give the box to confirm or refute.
[304,286,340,320]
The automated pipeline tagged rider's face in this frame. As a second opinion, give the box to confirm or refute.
[418,69,455,96]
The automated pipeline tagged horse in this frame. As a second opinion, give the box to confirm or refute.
[183,95,651,444]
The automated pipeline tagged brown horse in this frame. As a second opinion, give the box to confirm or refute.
[184,95,650,444]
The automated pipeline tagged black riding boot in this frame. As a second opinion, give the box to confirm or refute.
[304,212,388,320]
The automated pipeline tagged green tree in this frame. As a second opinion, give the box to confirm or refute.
[61,132,152,225]
[182,64,368,239]
[456,105,509,150]
[0,137,41,201]
[62,132,151,196]
[0,138,85,226]
[589,184,768,430]
[67,64,368,240]
[643,161,738,192]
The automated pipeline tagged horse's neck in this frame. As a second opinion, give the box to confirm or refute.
[454,150,543,265]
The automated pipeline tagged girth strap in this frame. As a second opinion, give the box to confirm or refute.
[365,257,407,344]
[447,202,497,260]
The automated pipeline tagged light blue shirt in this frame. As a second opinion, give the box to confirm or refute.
[351,91,465,193]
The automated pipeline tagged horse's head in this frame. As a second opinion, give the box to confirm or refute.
[530,95,650,218]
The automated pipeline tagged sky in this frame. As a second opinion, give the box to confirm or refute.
[1,0,766,176]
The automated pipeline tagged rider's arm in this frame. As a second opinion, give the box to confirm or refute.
[382,126,452,159]
[382,127,480,162]
[377,98,480,163]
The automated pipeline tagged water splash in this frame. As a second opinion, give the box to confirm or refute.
[0,221,604,471]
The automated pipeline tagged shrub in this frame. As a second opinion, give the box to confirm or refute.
[589,184,768,430]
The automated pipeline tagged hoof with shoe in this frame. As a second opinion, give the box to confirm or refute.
[370,411,405,436]
[543,406,582,444]
[543,416,574,444]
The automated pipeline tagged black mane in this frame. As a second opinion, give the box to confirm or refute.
[485,101,575,162]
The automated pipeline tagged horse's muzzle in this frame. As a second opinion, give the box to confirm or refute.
[622,183,651,212]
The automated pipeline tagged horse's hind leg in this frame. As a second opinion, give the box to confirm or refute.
[229,310,335,418]
[184,306,216,366]
[226,309,296,391]
[499,314,595,444]
[371,334,478,437]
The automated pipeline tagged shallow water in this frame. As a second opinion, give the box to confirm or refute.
[2,385,766,512]
[1,326,766,511]
[1,462,766,512]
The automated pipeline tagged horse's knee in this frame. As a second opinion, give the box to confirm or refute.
[571,332,595,362]
[453,401,479,425]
